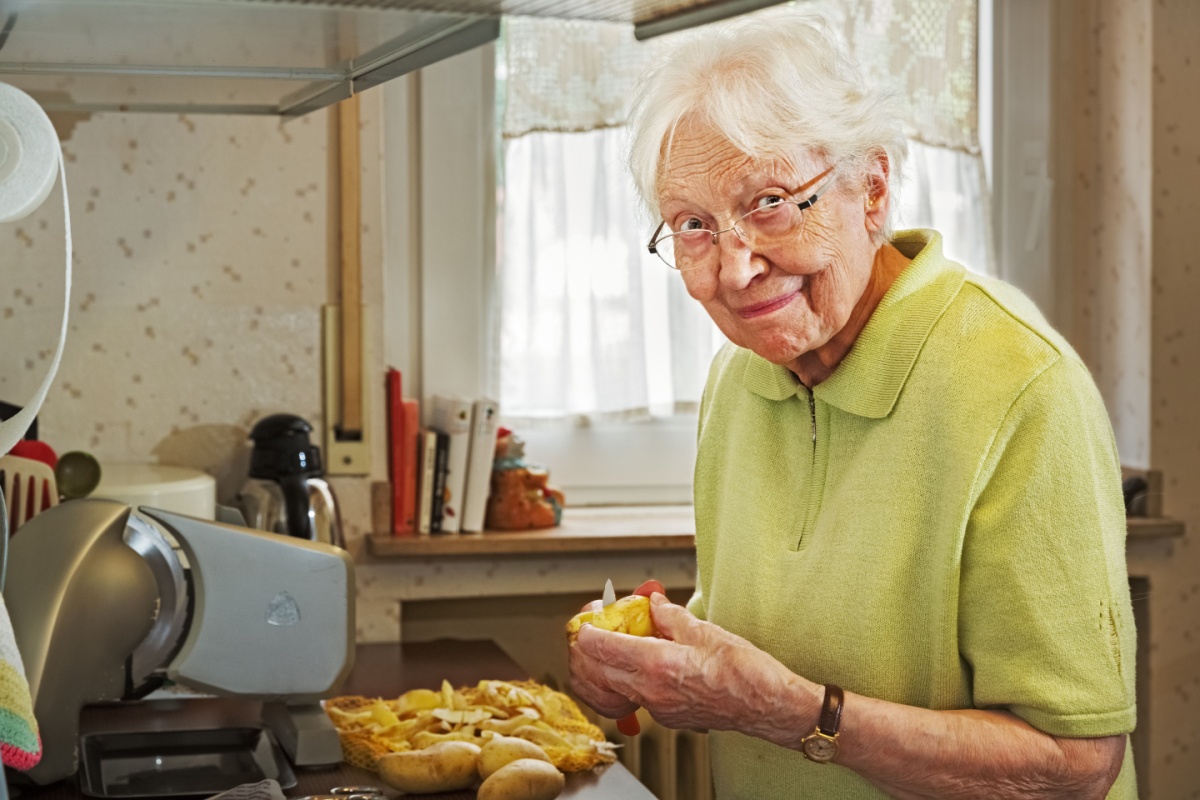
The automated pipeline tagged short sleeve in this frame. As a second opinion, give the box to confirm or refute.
[959,356,1136,738]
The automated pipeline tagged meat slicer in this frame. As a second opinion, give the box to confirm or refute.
[4,498,356,786]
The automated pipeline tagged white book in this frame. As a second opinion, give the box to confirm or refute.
[429,395,473,534]
[461,397,499,533]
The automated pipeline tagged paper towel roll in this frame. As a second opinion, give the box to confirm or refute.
[0,82,72,456]
[0,83,58,224]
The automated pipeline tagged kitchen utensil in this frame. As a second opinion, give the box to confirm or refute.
[9,438,57,469]
[5,499,356,786]
[235,414,343,546]
[0,453,58,531]
[603,579,643,737]
[55,450,102,500]
[77,728,297,798]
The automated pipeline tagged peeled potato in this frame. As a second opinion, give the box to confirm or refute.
[478,734,552,780]
[477,758,565,800]
[378,740,481,793]
[566,594,657,645]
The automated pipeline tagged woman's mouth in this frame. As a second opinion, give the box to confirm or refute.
[736,289,801,319]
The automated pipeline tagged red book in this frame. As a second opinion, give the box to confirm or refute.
[397,399,420,535]
[386,368,417,536]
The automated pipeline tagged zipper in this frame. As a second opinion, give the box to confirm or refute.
[794,386,822,550]
[807,388,817,445]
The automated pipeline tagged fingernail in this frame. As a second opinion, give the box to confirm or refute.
[651,592,667,606]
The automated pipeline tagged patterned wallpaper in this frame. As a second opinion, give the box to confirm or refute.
[1059,1,1200,796]
[0,99,386,548]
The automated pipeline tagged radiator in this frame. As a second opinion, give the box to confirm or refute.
[598,712,713,800]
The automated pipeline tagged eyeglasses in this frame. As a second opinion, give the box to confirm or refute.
[647,166,839,271]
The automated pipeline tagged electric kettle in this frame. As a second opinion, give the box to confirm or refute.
[234,414,344,547]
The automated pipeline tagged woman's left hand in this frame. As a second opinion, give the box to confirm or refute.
[569,593,815,740]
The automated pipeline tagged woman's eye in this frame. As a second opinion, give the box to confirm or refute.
[678,217,706,232]
[754,195,787,211]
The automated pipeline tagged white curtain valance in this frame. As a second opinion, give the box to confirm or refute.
[502,0,979,154]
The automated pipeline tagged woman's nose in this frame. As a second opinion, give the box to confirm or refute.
[715,228,768,286]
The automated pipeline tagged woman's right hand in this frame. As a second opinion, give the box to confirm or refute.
[566,579,665,722]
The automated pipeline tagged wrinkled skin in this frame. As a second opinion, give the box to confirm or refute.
[568,582,811,739]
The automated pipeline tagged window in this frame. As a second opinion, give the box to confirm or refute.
[386,2,1008,507]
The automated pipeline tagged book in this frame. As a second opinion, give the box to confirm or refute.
[429,395,473,534]
[429,429,451,533]
[385,368,416,536]
[415,429,439,535]
[397,399,420,534]
[461,397,499,533]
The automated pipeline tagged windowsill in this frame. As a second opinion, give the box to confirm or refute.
[366,504,696,558]
[365,506,1183,558]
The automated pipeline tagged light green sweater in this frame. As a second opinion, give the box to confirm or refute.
[689,230,1137,799]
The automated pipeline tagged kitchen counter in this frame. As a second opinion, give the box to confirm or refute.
[13,640,655,800]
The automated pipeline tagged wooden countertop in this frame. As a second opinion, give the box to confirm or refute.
[16,641,654,800]
[367,504,1183,558]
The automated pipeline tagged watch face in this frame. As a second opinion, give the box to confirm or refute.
[803,735,838,762]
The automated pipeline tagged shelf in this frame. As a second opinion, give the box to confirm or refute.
[367,504,695,557]
[1126,516,1185,541]
[0,0,789,115]
[367,506,1184,558]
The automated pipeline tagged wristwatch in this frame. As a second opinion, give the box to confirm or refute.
[800,684,844,763]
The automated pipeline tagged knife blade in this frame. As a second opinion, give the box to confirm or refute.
[601,578,641,737]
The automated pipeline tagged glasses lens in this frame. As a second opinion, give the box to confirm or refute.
[740,200,806,246]
[655,230,712,271]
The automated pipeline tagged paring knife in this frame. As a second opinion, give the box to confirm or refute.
[603,578,642,737]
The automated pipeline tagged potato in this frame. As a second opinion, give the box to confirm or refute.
[478,735,552,780]
[377,740,481,793]
[565,595,657,645]
[477,758,565,800]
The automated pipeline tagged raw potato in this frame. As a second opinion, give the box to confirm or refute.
[377,740,481,793]
[565,595,657,645]
[477,758,565,800]
[478,735,552,780]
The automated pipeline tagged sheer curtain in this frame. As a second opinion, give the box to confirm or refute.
[498,1,990,423]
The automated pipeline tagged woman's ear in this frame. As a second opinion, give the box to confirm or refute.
[863,150,891,234]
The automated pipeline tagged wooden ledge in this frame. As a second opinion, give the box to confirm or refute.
[366,506,1183,558]
[367,505,696,558]
[1126,516,1185,541]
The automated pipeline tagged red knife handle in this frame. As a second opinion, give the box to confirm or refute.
[617,712,641,736]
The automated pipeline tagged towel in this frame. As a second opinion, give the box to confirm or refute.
[0,595,39,770]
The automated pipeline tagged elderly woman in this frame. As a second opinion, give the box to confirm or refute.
[566,12,1136,800]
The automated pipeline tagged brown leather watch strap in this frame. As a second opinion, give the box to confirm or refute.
[818,684,844,736]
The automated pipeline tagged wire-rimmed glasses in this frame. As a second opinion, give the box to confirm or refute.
[647,166,839,271]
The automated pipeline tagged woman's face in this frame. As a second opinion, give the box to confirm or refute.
[655,123,885,367]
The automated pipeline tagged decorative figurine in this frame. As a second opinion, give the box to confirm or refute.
[484,428,564,530]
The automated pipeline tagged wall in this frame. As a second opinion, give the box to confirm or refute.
[1056,1,1200,796]
[1,98,387,554]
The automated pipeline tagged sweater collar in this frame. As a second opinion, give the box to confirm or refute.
[741,229,965,418]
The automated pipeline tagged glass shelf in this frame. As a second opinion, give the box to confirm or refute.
[0,0,787,115]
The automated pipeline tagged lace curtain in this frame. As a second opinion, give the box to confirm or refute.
[498,1,990,423]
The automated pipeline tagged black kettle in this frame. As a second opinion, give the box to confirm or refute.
[234,414,344,547]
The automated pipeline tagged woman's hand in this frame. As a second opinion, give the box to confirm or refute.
[568,590,817,741]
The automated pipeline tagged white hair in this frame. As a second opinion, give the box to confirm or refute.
[626,10,909,238]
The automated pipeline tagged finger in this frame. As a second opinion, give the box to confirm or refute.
[632,579,666,599]
[647,593,703,644]
[568,676,640,719]
[576,623,672,673]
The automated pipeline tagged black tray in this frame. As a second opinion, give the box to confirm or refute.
[78,727,297,798]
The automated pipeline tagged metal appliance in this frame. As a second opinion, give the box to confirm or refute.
[236,414,344,547]
[4,499,356,786]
